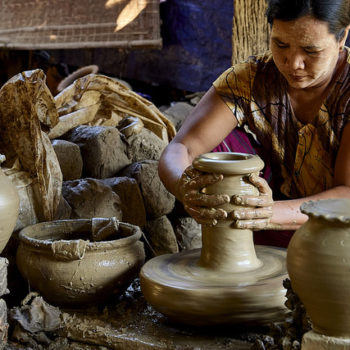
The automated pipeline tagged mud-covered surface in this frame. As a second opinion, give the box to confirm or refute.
[5,278,310,350]
[6,279,269,350]
[251,279,311,350]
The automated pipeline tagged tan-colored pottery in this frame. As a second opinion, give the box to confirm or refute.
[16,218,145,306]
[0,155,19,253]
[287,199,350,338]
[140,152,288,325]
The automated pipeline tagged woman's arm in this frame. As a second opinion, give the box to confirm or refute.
[268,123,350,230]
[159,86,238,199]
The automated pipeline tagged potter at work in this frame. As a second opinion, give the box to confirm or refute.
[141,152,288,325]
[159,0,350,248]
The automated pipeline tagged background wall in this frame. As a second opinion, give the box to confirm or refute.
[51,0,234,93]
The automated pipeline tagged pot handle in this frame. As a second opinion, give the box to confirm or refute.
[51,239,87,261]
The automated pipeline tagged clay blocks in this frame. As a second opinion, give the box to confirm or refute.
[101,177,146,228]
[145,216,179,255]
[52,140,83,180]
[121,160,175,219]
[65,125,131,179]
[62,178,123,220]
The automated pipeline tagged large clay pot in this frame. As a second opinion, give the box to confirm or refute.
[287,199,350,337]
[0,158,19,253]
[16,218,145,306]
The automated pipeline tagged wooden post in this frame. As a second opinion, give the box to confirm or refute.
[232,0,271,64]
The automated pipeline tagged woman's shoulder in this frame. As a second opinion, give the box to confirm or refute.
[213,51,274,94]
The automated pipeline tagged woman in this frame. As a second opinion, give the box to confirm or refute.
[159,0,350,247]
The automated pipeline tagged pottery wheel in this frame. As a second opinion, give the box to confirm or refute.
[140,245,287,326]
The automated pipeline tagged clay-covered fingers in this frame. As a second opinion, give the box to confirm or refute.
[184,192,230,207]
[231,194,272,207]
[185,205,228,226]
[232,206,273,220]
[235,218,271,230]
[176,166,223,200]
[231,174,273,207]
[248,173,273,199]
[186,173,224,191]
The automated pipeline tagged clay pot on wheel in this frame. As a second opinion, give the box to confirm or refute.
[287,199,350,337]
[141,152,288,326]
[0,155,19,253]
[16,218,145,306]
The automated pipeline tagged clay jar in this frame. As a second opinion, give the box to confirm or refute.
[193,152,264,272]
[16,218,145,306]
[287,199,350,337]
[0,157,19,253]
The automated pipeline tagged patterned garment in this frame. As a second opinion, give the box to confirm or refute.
[213,49,350,200]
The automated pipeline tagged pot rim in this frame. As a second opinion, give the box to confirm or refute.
[193,152,264,174]
[18,218,143,252]
[301,199,350,224]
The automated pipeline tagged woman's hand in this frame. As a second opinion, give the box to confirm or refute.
[231,173,273,230]
[176,165,230,226]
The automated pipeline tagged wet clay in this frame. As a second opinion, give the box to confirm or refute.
[140,152,288,325]
[287,199,350,338]
[16,218,145,306]
[0,155,19,253]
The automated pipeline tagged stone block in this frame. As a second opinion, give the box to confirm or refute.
[125,128,168,162]
[62,178,122,220]
[101,177,146,228]
[121,160,175,219]
[144,216,178,255]
[65,125,131,179]
[52,139,83,180]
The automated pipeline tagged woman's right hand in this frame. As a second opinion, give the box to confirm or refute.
[176,165,230,226]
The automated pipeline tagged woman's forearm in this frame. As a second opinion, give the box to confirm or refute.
[267,185,350,230]
[158,142,193,200]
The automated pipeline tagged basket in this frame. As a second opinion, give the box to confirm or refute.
[0,0,162,49]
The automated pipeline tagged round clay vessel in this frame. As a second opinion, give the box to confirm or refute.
[0,158,19,253]
[140,152,288,325]
[16,219,145,306]
[287,199,350,337]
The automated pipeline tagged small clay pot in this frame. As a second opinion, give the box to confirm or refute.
[16,219,145,306]
[193,152,264,272]
[287,199,350,337]
[0,164,19,253]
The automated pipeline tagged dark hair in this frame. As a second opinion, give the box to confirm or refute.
[266,0,350,40]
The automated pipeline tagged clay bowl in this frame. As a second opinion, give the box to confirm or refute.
[16,219,145,306]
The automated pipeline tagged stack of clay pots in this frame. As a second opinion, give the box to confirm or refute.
[52,100,200,258]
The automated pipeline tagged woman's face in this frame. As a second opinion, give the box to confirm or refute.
[270,15,346,90]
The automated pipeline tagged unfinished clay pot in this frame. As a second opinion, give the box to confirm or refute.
[0,157,20,253]
[287,199,350,337]
[140,152,287,325]
[16,218,145,306]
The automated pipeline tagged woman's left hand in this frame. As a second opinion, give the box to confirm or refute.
[231,173,273,230]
